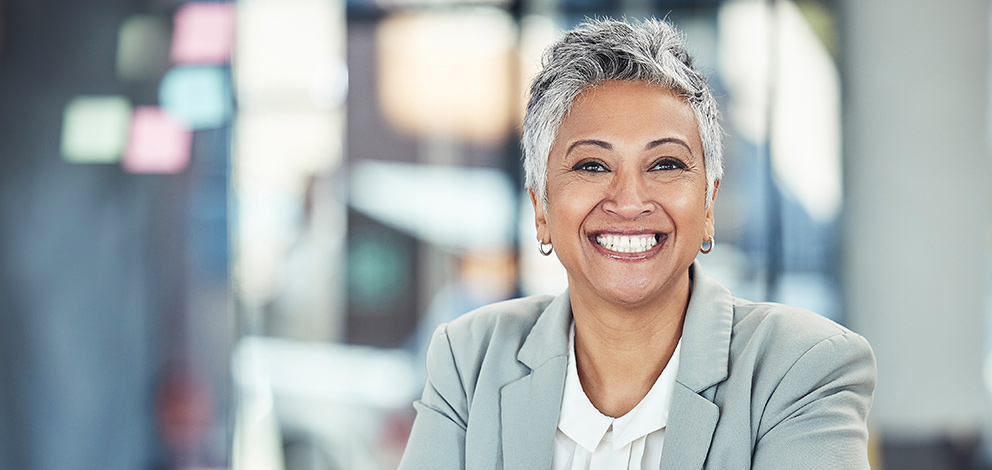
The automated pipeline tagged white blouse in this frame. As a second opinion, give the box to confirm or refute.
[552,325,681,470]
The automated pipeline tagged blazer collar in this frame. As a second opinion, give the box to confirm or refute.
[516,287,572,369]
[501,262,735,469]
[678,261,734,392]
[513,261,735,389]
[660,261,735,469]
[501,289,571,469]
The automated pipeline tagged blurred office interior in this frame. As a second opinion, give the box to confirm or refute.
[0,0,989,468]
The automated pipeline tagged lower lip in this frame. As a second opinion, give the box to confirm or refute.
[588,234,666,260]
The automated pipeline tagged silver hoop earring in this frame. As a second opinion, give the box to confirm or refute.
[700,236,714,254]
[539,241,553,256]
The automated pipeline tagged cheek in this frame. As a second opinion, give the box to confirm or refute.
[653,182,702,207]
[548,198,587,233]
[655,185,708,226]
[545,191,604,243]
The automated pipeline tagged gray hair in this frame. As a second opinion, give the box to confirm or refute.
[522,18,723,207]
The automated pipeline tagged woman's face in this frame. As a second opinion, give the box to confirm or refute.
[532,80,717,308]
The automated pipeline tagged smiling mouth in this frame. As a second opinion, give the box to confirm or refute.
[594,233,661,254]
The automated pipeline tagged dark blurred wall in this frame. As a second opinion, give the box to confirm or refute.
[0,0,175,468]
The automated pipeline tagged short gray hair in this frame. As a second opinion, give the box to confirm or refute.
[522,18,723,207]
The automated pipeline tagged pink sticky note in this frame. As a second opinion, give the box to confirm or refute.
[123,107,192,174]
[170,2,236,64]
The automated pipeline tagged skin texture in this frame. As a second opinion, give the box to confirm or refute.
[530,80,719,417]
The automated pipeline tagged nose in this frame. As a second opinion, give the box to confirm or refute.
[602,169,654,219]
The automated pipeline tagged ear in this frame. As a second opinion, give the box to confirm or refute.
[529,189,550,243]
[705,179,720,239]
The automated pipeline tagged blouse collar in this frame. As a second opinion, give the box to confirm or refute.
[557,323,682,452]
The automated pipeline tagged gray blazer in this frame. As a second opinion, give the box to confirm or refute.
[399,262,876,469]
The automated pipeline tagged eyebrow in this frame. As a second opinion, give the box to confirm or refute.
[645,137,693,154]
[566,139,612,156]
[566,137,694,157]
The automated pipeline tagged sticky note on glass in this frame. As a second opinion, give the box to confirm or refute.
[171,2,236,64]
[123,107,192,174]
[61,95,132,164]
[116,15,171,81]
[159,65,233,129]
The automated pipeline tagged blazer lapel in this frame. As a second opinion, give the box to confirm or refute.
[660,262,735,469]
[500,290,571,470]
[660,384,720,469]
[499,263,734,470]
[500,357,568,469]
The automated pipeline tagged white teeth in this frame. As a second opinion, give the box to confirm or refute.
[595,234,658,253]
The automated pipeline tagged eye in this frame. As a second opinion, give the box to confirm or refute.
[573,160,609,173]
[649,157,688,171]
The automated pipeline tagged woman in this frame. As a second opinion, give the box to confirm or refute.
[399,18,875,469]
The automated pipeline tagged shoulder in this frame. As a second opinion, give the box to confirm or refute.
[729,299,872,362]
[699,299,877,468]
[424,294,558,398]
[718,300,876,465]
[442,294,557,351]
[722,299,875,408]
[722,299,876,416]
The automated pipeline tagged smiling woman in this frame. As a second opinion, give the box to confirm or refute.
[399,18,876,470]
[538,82,712,320]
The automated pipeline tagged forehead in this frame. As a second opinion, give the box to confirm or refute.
[556,80,701,151]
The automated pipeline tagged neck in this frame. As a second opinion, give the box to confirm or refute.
[569,273,689,418]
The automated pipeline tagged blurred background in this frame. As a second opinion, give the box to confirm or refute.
[0,0,989,468]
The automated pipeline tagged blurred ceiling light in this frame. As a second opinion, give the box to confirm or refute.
[159,65,234,129]
[171,2,236,65]
[349,160,515,251]
[235,0,346,110]
[123,107,192,174]
[116,15,171,81]
[61,95,131,164]
[377,9,516,145]
[719,0,842,223]
[234,111,343,196]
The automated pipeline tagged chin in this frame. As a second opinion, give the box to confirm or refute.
[597,281,659,307]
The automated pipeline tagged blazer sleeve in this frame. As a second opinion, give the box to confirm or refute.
[751,331,877,469]
[399,324,469,470]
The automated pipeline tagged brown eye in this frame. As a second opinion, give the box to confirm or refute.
[649,157,687,171]
[573,160,609,173]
